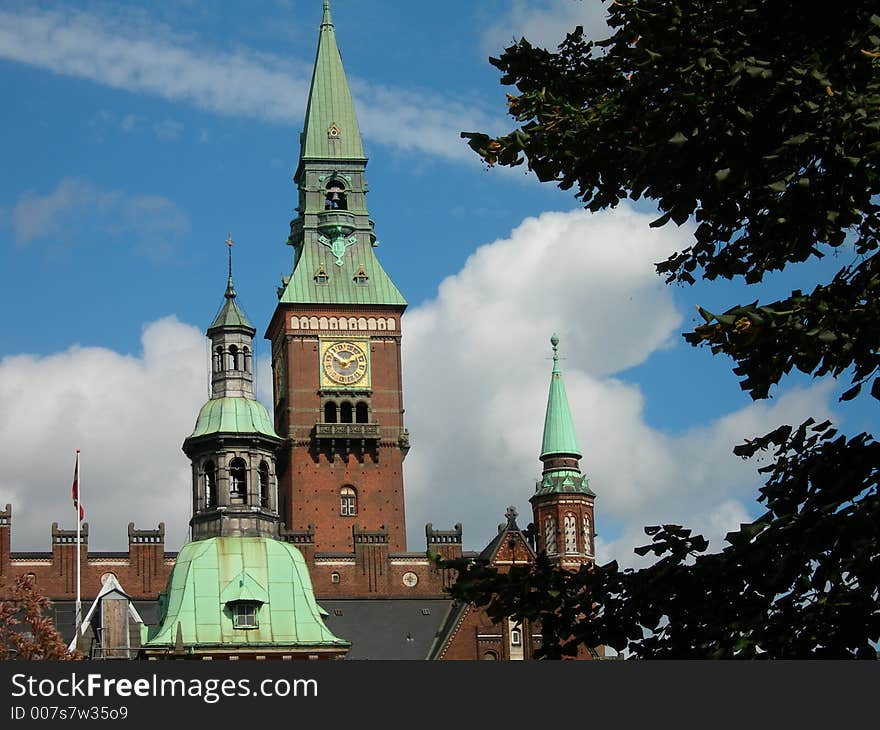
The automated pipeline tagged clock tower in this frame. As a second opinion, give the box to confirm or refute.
[266,1,409,553]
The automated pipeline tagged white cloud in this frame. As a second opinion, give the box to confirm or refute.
[0,8,499,162]
[0,317,206,552]
[10,177,190,256]
[401,207,837,564]
[0,205,839,565]
[482,0,610,55]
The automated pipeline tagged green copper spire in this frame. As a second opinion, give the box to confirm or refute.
[209,234,254,333]
[540,334,582,459]
[301,0,365,161]
[277,3,406,309]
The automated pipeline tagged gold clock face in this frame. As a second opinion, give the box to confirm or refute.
[321,340,369,387]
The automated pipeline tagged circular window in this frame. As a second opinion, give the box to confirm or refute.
[402,571,418,588]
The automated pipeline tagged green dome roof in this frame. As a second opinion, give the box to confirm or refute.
[143,537,348,650]
[190,397,280,439]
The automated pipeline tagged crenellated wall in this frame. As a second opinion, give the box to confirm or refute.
[0,505,172,601]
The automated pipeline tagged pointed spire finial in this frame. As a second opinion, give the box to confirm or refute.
[225,233,236,300]
[540,333,581,460]
[321,0,333,28]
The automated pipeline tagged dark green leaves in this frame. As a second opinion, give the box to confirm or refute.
[451,0,880,660]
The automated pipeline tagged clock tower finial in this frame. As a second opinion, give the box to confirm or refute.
[225,232,236,299]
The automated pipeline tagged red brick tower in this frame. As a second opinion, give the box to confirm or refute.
[265,2,409,553]
[530,335,596,569]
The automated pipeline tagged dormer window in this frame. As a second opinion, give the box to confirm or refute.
[314,263,329,284]
[353,265,369,285]
[232,602,259,629]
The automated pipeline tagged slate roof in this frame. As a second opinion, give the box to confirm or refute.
[321,599,454,659]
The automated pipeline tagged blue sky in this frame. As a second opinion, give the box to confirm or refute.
[0,0,871,558]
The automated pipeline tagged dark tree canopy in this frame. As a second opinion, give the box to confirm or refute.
[442,0,880,658]
[465,1,880,400]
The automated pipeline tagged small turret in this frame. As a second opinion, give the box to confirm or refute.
[183,236,284,541]
[530,335,596,567]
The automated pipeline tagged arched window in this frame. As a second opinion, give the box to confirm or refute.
[229,458,247,503]
[340,487,357,516]
[324,402,338,423]
[583,516,593,557]
[355,402,368,423]
[324,180,347,210]
[229,345,239,370]
[259,461,270,508]
[544,516,557,555]
[204,461,217,509]
[340,402,353,424]
[242,346,251,373]
[215,347,224,372]
[482,651,498,660]
[564,513,577,553]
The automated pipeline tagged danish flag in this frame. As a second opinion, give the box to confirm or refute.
[71,450,83,522]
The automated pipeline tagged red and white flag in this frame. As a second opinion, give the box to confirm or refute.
[71,451,83,522]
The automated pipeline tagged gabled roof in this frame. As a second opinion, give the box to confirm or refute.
[68,574,144,651]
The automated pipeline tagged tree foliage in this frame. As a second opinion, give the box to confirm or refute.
[0,575,81,660]
[443,0,880,658]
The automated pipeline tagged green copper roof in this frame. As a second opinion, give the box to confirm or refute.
[301,0,366,161]
[190,397,280,440]
[540,334,582,459]
[534,470,595,498]
[279,240,407,306]
[208,277,254,333]
[143,537,349,649]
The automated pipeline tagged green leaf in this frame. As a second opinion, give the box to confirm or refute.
[668,132,688,145]
[840,383,861,401]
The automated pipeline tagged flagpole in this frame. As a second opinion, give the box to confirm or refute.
[75,450,81,639]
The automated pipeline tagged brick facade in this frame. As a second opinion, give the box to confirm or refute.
[0,506,171,602]
[267,305,410,554]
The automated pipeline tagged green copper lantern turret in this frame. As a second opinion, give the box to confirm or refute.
[184,238,284,541]
[530,336,596,565]
[534,335,594,498]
